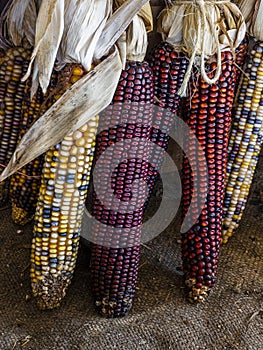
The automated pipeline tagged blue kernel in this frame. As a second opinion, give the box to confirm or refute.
[52,206,60,212]
[59,232,67,236]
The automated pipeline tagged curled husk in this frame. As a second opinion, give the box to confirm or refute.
[239,0,263,40]
[114,0,153,62]
[6,0,40,47]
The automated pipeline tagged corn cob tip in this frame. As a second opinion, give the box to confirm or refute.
[32,274,70,310]
[185,278,211,303]
[0,181,10,210]
[95,296,133,318]
[11,204,34,226]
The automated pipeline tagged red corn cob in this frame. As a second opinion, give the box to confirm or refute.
[90,61,154,317]
[234,37,249,91]
[181,51,237,302]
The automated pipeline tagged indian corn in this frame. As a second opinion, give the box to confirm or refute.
[90,61,154,317]
[0,47,31,207]
[31,65,98,309]
[10,71,58,225]
[222,41,263,242]
[182,51,237,302]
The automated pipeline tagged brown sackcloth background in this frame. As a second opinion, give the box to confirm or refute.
[0,1,263,349]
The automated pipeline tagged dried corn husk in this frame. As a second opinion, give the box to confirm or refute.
[23,0,64,96]
[115,1,153,62]
[114,0,153,32]
[0,0,14,49]
[0,0,150,180]
[239,0,263,40]
[93,0,150,60]
[6,0,40,47]
[157,0,246,95]
[56,0,112,70]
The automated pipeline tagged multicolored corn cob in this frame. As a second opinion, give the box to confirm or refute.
[90,61,154,317]
[222,41,263,243]
[147,41,188,193]
[31,65,99,309]
[0,47,31,207]
[9,71,58,225]
[181,51,237,302]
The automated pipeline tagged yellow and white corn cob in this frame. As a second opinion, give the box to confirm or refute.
[222,41,263,243]
[31,65,98,309]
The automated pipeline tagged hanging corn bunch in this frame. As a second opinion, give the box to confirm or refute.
[222,0,263,243]
[158,1,245,302]
[0,0,150,310]
[89,1,154,318]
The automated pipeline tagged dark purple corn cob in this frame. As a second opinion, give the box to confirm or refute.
[10,71,58,225]
[147,42,188,193]
[0,47,31,207]
[181,51,237,302]
[90,61,154,317]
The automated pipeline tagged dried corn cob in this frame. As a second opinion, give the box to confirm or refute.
[147,41,188,194]
[10,71,58,225]
[0,47,31,207]
[90,61,154,317]
[31,65,99,309]
[182,51,237,302]
[234,37,249,91]
[222,41,263,243]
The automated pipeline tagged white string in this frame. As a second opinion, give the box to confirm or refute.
[176,0,230,96]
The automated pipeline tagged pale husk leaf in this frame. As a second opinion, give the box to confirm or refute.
[183,4,222,56]
[6,0,39,47]
[0,47,122,181]
[157,5,184,48]
[159,2,246,55]
[114,0,153,32]
[238,0,257,35]
[0,0,14,50]
[234,0,263,40]
[251,1,263,41]
[22,0,65,95]
[94,0,151,61]
[56,0,112,71]
[116,32,127,69]
[126,15,148,62]
[22,0,41,47]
